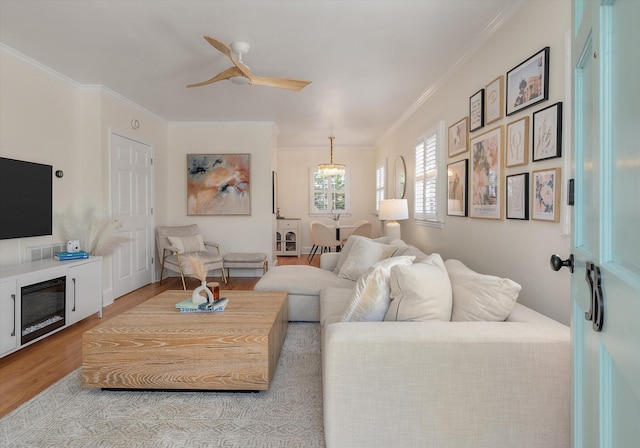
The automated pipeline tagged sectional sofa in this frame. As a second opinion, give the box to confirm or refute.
[254,236,570,448]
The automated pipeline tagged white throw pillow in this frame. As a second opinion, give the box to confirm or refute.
[168,234,205,254]
[334,235,370,274]
[445,259,521,322]
[337,237,397,281]
[341,256,415,322]
[384,253,452,321]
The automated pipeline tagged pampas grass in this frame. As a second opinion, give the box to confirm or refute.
[56,207,130,256]
[185,254,208,282]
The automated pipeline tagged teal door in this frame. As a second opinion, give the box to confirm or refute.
[572,0,640,446]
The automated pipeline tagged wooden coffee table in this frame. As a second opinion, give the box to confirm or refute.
[82,290,288,391]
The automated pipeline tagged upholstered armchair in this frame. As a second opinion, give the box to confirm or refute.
[156,224,227,290]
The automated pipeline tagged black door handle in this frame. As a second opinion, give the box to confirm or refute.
[550,254,574,273]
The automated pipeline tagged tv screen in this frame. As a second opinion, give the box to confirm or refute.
[0,157,53,240]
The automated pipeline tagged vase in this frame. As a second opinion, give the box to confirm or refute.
[191,280,213,305]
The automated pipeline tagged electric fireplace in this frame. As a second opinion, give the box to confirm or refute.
[21,276,66,345]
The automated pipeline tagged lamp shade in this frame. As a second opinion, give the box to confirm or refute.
[378,199,409,221]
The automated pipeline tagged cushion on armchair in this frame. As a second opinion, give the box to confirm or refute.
[167,234,206,253]
[445,259,521,321]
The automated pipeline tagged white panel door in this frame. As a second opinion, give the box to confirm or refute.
[110,133,153,299]
[572,1,640,446]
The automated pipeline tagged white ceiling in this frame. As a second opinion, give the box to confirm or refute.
[0,0,523,148]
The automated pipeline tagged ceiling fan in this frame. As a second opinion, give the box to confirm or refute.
[186,35,311,92]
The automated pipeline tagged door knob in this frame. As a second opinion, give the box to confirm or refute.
[550,254,574,273]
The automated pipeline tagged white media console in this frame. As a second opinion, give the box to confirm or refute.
[0,256,102,358]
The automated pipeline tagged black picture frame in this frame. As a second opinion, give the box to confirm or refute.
[506,47,550,116]
[506,172,529,220]
[447,159,468,217]
[532,102,563,162]
[469,89,485,132]
[272,171,278,214]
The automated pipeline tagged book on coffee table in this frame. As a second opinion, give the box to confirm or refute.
[175,297,228,313]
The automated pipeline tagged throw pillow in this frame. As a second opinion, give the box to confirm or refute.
[384,253,452,322]
[337,237,397,281]
[445,259,521,322]
[167,234,205,254]
[341,256,415,322]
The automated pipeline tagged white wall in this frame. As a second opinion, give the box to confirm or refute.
[165,123,277,273]
[277,146,377,252]
[376,0,572,324]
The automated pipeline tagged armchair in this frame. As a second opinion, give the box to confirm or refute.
[156,224,227,289]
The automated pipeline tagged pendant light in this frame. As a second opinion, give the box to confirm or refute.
[317,136,345,176]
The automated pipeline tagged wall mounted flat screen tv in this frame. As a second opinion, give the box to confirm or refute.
[0,157,53,240]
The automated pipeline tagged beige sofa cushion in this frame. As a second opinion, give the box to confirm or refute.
[445,259,521,321]
[168,234,205,253]
[341,256,415,322]
[337,237,396,281]
[384,253,452,321]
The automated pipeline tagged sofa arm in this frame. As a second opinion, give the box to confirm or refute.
[320,252,340,271]
[322,321,570,448]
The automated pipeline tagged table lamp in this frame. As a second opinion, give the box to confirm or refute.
[378,199,409,240]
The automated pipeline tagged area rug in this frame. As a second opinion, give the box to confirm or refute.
[0,323,324,448]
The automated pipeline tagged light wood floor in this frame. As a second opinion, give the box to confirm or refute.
[0,255,318,418]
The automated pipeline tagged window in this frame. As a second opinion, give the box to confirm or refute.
[414,121,445,225]
[310,168,350,215]
[375,159,386,211]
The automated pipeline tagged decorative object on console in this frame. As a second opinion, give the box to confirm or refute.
[66,240,81,253]
[56,206,130,256]
[378,198,408,240]
[506,46,550,116]
[187,154,251,215]
[318,136,345,177]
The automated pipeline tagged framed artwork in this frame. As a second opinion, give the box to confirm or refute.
[533,102,563,161]
[469,89,485,132]
[448,117,469,157]
[506,173,529,220]
[485,76,504,124]
[447,159,468,216]
[506,116,529,167]
[532,168,561,222]
[187,153,251,215]
[469,126,503,219]
[506,47,550,116]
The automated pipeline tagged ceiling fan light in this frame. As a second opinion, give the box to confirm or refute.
[230,75,249,85]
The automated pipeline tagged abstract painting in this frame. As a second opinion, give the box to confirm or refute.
[469,126,503,219]
[187,154,251,215]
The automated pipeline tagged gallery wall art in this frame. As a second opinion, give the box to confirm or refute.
[187,154,251,215]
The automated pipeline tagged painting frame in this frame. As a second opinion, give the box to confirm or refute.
[485,75,504,125]
[186,153,251,216]
[448,117,469,157]
[532,101,563,162]
[469,88,485,132]
[506,116,529,167]
[469,125,504,220]
[506,46,550,116]
[506,172,529,220]
[532,167,561,222]
[447,159,468,217]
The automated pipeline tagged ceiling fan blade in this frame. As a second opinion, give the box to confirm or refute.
[186,66,244,88]
[248,75,312,92]
[202,35,251,78]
